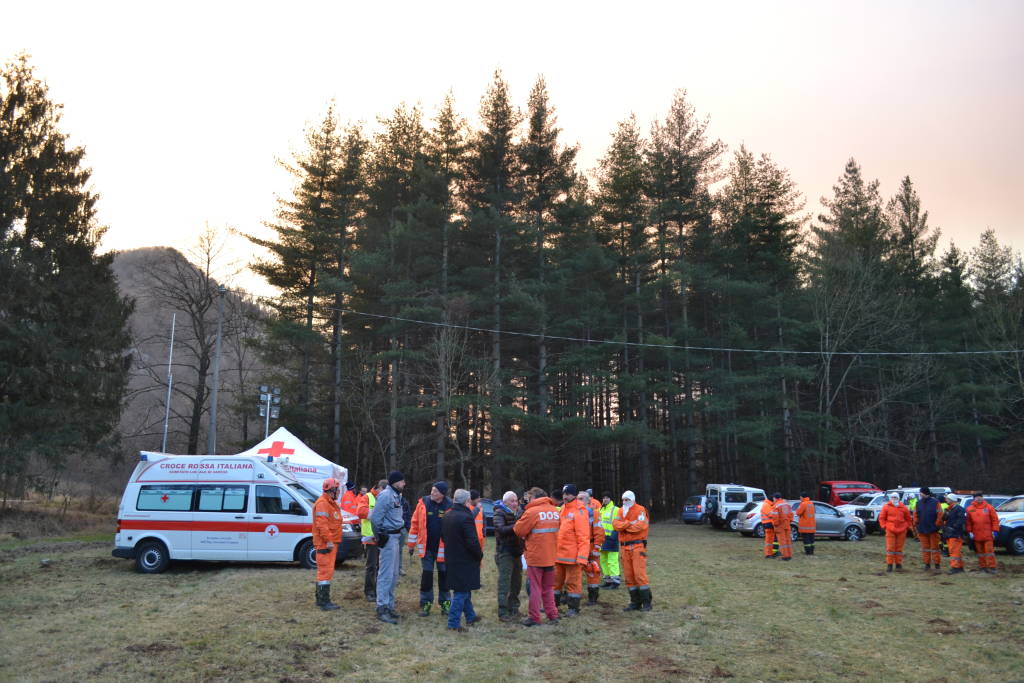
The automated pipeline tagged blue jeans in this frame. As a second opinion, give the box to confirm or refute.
[447,591,476,629]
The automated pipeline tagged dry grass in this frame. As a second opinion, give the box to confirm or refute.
[1,523,1022,681]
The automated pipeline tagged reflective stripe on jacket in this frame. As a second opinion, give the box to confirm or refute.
[514,497,560,566]
[965,501,999,541]
[556,498,592,565]
[612,503,649,544]
[407,495,451,561]
[795,498,815,533]
[879,502,912,534]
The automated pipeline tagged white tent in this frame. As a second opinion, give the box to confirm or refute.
[235,427,348,492]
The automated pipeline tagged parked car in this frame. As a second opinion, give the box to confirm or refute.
[705,484,767,530]
[479,498,495,536]
[994,495,1024,555]
[885,486,952,504]
[738,500,865,541]
[951,494,1011,511]
[837,492,890,533]
[818,481,882,507]
[682,495,708,524]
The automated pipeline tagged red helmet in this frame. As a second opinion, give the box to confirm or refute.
[322,477,340,492]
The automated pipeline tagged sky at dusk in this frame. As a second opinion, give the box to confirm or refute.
[3,0,1022,293]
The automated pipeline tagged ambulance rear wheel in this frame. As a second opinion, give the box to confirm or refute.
[135,540,169,574]
[297,539,317,569]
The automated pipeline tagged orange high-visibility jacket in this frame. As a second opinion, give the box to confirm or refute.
[760,499,777,528]
[312,493,342,549]
[473,504,486,550]
[514,497,560,567]
[557,498,592,565]
[612,503,649,543]
[588,504,605,560]
[408,496,448,562]
[770,500,793,530]
[795,497,816,533]
[965,501,1000,541]
[879,501,912,534]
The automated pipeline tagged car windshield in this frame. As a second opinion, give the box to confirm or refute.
[996,497,1024,513]
[741,502,758,512]
[288,483,318,504]
[848,494,875,506]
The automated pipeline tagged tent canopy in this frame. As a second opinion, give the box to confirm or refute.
[235,427,348,491]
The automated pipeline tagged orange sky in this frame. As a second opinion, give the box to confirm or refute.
[4,1,1022,289]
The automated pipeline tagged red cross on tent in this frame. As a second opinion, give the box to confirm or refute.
[258,441,295,459]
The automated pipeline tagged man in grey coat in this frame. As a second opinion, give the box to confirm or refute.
[370,470,406,625]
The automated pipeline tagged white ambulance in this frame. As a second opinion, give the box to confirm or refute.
[112,452,358,573]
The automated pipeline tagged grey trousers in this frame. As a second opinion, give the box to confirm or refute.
[376,535,401,610]
[495,551,523,617]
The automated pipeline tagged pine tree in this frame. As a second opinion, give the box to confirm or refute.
[0,55,132,499]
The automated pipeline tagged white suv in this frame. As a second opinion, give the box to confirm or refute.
[705,484,767,531]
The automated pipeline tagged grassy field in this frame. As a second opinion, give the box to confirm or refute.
[1,521,1021,682]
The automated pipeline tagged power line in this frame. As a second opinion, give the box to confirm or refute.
[218,285,1024,357]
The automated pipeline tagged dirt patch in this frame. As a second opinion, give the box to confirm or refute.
[862,600,883,609]
[642,653,688,676]
[710,664,734,678]
[125,642,183,654]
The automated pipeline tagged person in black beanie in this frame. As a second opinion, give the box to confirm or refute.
[369,470,406,624]
[408,481,453,616]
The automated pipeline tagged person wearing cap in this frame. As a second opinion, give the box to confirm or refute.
[915,487,943,571]
[408,481,454,616]
[598,491,622,588]
[340,480,360,526]
[878,492,912,572]
[312,478,343,611]
[942,494,967,575]
[965,492,1000,574]
[769,493,794,561]
[613,490,651,611]
[370,470,407,624]
[554,484,591,616]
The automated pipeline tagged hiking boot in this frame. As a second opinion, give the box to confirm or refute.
[521,617,540,627]
[499,614,516,623]
[623,590,641,612]
[364,593,376,602]
[440,600,452,614]
[466,615,483,626]
[947,567,964,575]
[781,557,792,561]
[419,602,432,617]
[376,606,398,625]
[546,617,560,625]
[387,607,401,619]
[587,587,599,606]
[639,588,653,612]
[887,565,893,573]
[447,626,467,633]
[564,596,580,617]
[895,564,903,572]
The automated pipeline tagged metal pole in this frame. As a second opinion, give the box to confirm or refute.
[161,313,177,452]
[207,285,226,454]
[264,393,271,439]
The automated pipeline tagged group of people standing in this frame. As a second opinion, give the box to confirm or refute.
[759,492,818,560]
[310,472,653,632]
[878,488,1001,574]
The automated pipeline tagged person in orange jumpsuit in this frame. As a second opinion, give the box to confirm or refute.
[878,492,912,572]
[795,493,816,556]
[613,490,652,612]
[965,492,1000,574]
[770,493,793,561]
[312,477,343,611]
[578,491,605,605]
[760,497,778,559]
[554,484,591,616]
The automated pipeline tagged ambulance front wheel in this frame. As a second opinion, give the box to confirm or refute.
[297,539,317,569]
[135,540,169,574]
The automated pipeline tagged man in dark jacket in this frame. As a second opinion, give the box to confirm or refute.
[441,488,484,632]
[493,490,523,621]
[915,487,942,571]
[942,494,967,575]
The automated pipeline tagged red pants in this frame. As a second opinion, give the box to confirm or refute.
[554,563,582,597]
[975,539,997,569]
[776,528,792,559]
[763,526,777,557]
[885,531,906,565]
[526,565,558,623]
[947,537,963,569]
[621,543,649,588]
[316,544,338,583]
[919,532,940,567]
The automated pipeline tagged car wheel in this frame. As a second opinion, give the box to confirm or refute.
[844,525,864,542]
[790,525,799,542]
[297,539,317,569]
[1008,531,1024,556]
[753,523,764,539]
[727,513,739,531]
[135,540,169,574]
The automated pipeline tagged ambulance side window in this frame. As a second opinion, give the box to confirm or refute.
[196,486,249,513]
[137,485,194,511]
[257,486,305,515]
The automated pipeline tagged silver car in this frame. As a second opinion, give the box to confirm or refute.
[738,500,865,541]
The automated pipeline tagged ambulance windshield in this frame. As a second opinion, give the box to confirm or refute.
[289,484,318,504]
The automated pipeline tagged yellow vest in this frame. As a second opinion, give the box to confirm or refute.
[360,491,376,538]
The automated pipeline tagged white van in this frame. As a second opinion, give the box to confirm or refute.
[112,453,359,573]
[705,483,767,530]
